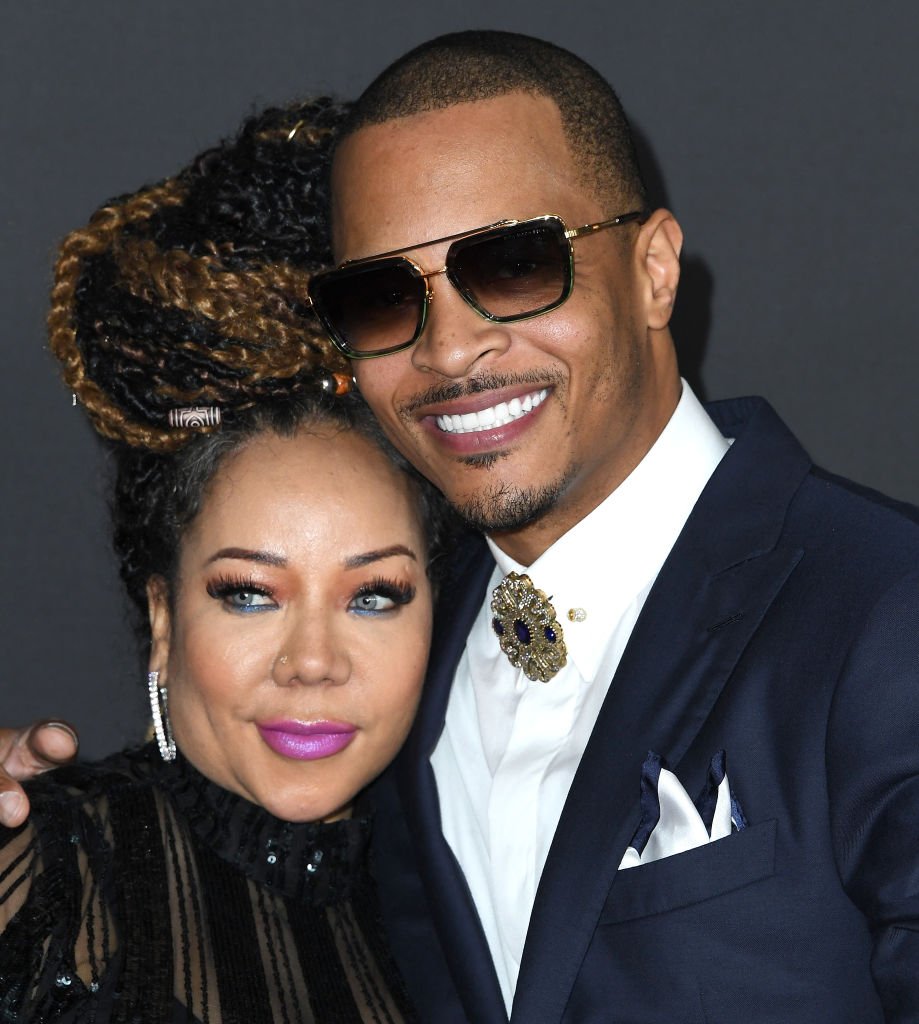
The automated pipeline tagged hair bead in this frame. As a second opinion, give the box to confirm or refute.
[167,407,222,429]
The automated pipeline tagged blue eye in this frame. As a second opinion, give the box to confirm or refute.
[226,589,274,611]
[352,592,397,613]
[206,577,277,613]
[349,579,415,616]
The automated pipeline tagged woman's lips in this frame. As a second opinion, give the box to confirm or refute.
[257,720,357,760]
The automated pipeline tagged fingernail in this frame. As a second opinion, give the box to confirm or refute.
[40,723,80,760]
[45,722,79,746]
[0,791,24,825]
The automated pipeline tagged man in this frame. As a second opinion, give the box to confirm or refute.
[4,31,919,1022]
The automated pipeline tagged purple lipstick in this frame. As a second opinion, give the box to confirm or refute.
[257,720,356,760]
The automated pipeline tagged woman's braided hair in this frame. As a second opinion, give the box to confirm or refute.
[48,96,348,452]
[47,97,455,636]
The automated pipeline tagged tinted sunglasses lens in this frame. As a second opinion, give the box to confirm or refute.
[448,221,571,319]
[312,259,425,355]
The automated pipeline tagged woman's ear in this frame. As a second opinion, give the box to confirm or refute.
[146,576,172,679]
[636,209,684,330]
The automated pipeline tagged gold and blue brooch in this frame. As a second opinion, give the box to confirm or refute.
[491,571,567,683]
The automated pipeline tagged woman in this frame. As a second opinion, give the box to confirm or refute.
[0,97,447,1022]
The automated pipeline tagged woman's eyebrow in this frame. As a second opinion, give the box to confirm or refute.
[205,548,288,567]
[343,545,418,569]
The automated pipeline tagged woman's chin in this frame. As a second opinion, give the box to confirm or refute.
[249,781,355,824]
[179,739,362,822]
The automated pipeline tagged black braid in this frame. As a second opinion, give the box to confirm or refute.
[60,97,350,444]
[169,97,342,269]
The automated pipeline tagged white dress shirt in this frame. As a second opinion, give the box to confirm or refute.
[430,382,730,1012]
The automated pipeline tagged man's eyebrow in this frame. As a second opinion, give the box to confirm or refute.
[205,548,288,567]
[343,545,418,569]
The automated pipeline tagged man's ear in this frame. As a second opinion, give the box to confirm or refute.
[146,576,172,680]
[636,209,684,330]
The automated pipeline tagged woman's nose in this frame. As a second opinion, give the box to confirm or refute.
[270,612,350,687]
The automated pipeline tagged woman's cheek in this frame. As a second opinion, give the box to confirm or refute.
[171,615,273,706]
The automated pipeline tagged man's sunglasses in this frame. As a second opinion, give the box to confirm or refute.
[307,211,648,359]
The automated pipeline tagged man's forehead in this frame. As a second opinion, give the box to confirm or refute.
[333,91,566,169]
[329,93,584,259]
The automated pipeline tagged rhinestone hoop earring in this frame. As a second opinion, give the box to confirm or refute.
[147,670,176,762]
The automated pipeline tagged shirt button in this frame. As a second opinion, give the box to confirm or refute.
[567,608,587,622]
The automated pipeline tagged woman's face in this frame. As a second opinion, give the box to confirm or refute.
[147,425,433,822]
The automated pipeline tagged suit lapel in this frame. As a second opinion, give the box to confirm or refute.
[512,399,812,1022]
[398,534,509,1022]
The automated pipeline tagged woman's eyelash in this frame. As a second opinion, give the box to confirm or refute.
[354,577,416,605]
[204,575,414,608]
[206,575,272,600]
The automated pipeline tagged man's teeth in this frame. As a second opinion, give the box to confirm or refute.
[435,389,548,434]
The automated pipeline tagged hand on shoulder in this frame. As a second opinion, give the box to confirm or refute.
[0,721,79,827]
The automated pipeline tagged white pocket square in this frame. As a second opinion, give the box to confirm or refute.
[618,750,746,871]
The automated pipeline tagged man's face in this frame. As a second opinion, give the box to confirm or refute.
[331,92,680,562]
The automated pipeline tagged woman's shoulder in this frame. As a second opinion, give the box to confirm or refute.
[22,744,164,832]
[26,742,157,792]
[0,745,167,937]
[0,748,169,1015]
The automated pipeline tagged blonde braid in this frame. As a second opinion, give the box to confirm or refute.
[48,180,194,451]
[115,239,344,378]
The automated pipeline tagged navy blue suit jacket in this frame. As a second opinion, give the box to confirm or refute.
[371,397,919,1023]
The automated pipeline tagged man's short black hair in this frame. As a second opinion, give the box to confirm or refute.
[341,30,648,210]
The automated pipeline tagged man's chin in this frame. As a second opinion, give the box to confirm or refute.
[449,472,574,536]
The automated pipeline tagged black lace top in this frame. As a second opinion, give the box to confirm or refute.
[0,745,415,1023]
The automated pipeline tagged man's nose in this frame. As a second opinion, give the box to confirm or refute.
[410,276,512,378]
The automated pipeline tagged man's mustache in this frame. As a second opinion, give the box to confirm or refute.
[399,369,564,416]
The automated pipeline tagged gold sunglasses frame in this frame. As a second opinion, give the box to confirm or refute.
[308,210,648,359]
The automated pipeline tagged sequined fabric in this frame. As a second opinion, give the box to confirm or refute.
[0,745,415,1023]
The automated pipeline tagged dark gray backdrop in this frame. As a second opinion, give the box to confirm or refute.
[2,1,917,759]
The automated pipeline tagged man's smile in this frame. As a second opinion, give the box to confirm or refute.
[435,388,549,434]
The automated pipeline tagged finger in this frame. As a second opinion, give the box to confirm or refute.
[4,720,79,784]
[0,721,79,829]
[0,727,30,827]
[0,788,27,829]
[26,720,80,767]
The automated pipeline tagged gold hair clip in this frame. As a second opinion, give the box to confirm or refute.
[287,119,335,144]
[167,407,221,429]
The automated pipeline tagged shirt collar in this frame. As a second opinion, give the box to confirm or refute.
[486,381,730,679]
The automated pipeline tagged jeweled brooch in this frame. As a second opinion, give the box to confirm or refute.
[490,571,567,683]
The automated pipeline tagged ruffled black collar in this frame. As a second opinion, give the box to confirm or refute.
[140,745,371,907]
